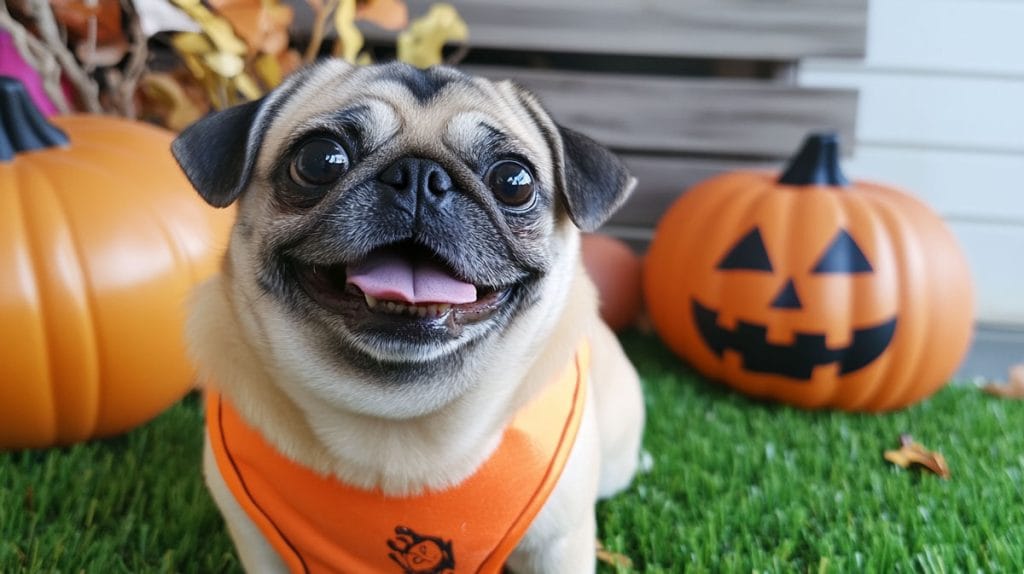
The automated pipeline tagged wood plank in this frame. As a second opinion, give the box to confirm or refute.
[799,63,1024,153]
[867,0,1024,77]
[363,0,867,60]
[610,155,772,227]
[845,146,1024,225]
[602,221,1024,326]
[470,66,859,158]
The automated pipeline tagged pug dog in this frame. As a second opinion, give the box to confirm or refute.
[172,59,645,573]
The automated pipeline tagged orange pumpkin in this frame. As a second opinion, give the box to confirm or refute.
[0,77,234,448]
[644,133,974,411]
[581,233,643,331]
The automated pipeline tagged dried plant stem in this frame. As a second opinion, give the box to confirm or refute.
[304,0,339,63]
[0,1,70,113]
[445,43,470,66]
[83,0,98,73]
[114,0,149,118]
[27,0,103,113]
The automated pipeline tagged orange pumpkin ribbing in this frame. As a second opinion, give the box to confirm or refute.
[644,135,973,412]
[0,109,234,448]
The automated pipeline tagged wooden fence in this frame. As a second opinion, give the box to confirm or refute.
[364,0,867,248]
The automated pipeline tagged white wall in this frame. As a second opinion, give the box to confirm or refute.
[799,0,1024,326]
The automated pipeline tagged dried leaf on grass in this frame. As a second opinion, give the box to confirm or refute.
[595,539,633,569]
[883,434,950,479]
[982,364,1024,399]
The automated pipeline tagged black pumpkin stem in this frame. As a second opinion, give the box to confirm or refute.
[778,132,849,187]
[0,76,69,163]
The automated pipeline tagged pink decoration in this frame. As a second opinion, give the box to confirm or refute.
[0,31,60,115]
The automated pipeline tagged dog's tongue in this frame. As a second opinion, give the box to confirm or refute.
[347,250,477,304]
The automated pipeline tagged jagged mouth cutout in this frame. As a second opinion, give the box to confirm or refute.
[694,226,898,380]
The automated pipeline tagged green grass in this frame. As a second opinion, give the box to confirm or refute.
[2,335,1022,573]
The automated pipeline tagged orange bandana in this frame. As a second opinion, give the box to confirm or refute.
[206,342,589,574]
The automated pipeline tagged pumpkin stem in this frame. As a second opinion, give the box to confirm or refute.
[777,132,849,187]
[0,76,69,163]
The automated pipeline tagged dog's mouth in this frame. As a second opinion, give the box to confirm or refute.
[290,242,516,340]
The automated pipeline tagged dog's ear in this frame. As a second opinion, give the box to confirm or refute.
[171,97,267,207]
[507,83,636,231]
[553,125,637,231]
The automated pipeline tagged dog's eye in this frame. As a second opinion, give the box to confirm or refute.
[290,138,349,187]
[486,161,535,207]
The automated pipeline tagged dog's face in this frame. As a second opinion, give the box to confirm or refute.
[173,61,633,415]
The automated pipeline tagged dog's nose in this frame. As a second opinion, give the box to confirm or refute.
[378,158,453,198]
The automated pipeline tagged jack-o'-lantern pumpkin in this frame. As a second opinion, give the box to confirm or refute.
[0,77,234,448]
[644,133,974,411]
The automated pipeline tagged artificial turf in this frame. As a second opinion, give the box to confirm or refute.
[1,335,1022,573]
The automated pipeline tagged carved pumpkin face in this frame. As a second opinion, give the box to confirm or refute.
[696,223,896,381]
[644,134,974,411]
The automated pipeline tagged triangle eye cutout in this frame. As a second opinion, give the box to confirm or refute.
[812,229,873,273]
[717,227,773,271]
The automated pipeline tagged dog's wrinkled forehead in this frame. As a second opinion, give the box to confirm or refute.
[257,61,554,175]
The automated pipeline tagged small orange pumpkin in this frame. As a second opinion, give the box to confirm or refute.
[0,77,234,448]
[644,133,974,411]
[581,233,643,331]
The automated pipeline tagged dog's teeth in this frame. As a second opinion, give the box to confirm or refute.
[370,299,451,317]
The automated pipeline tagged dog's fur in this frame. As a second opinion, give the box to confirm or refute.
[173,60,645,573]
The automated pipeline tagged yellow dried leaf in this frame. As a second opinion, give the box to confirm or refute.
[982,364,1024,399]
[883,434,950,479]
[139,73,204,132]
[332,0,364,62]
[176,52,210,82]
[253,53,283,87]
[396,3,467,69]
[232,73,264,100]
[171,32,214,54]
[203,52,246,77]
[203,19,250,54]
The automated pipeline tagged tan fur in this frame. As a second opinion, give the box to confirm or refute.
[186,61,645,572]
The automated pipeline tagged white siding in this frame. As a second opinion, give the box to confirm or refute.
[802,64,1024,152]
[844,147,1024,223]
[949,222,1024,325]
[864,0,1024,76]
[799,0,1024,326]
